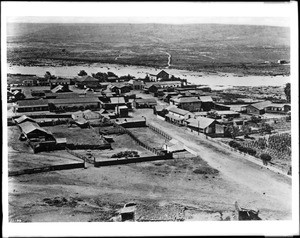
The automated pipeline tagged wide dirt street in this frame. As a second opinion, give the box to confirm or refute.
[132,108,292,219]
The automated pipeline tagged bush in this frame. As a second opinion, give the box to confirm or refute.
[260,153,272,162]
[246,148,256,156]
[229,141,241,149]
[111,151,139,158]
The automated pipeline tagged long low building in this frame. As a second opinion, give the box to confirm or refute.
[16,99,49,112]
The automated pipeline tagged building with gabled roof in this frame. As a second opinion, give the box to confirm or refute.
[18,121,54,140]
[165,106,193,125]
[245,100,272,115]
[186,117,218,134]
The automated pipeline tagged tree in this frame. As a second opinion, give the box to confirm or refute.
[227,125,240,139]
[284,83,290,102]
[44,71,56,79]
[78,70,87,76]
[260,153,272,165]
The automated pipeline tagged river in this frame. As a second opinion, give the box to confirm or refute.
[7,63,290,90]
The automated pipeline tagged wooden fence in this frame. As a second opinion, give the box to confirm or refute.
[147,123,172,140]
[113,123,167,156]
[94,154,173,167]
[65,147,94,164]
[8,162,84,177]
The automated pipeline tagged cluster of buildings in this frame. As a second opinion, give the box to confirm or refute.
[9,70,291,139]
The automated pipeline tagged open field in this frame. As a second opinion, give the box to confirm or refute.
[45,125,106,145]
[7,23,290,75]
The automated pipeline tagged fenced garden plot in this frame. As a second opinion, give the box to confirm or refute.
[127,127,168,149]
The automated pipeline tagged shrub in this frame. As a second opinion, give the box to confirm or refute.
[260,153,272,162]
[111,151,139,158]
[246,148,256,156]
[229,141,241,149]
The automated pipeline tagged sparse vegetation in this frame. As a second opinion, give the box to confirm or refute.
[111,151,139,158]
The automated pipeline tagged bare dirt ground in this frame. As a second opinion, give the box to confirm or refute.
[8,126,82,172]
[46,125,106,145]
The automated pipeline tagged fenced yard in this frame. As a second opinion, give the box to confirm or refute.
[127,127,168,149]
[45,125,107,145]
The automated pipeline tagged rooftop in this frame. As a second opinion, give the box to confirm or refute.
[167,106,190,116]
[186,117,216,129]
[110,97,126,104]
[14,115,36,124]
[134,98,157,104]
[19,121,50,135]
[199,96,213,102]
[172,97,201,103]
[48,97,100,104]
[17,99,49,107]
[249,100,272,110]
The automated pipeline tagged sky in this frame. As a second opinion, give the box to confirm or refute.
[3,2,295,27]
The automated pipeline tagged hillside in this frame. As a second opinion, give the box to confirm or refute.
[7,23,290,75]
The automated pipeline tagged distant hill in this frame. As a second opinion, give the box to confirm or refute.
[7,23,290,46]
[6,23,290,74]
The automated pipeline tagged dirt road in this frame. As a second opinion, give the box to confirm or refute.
[133,109,292,219]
